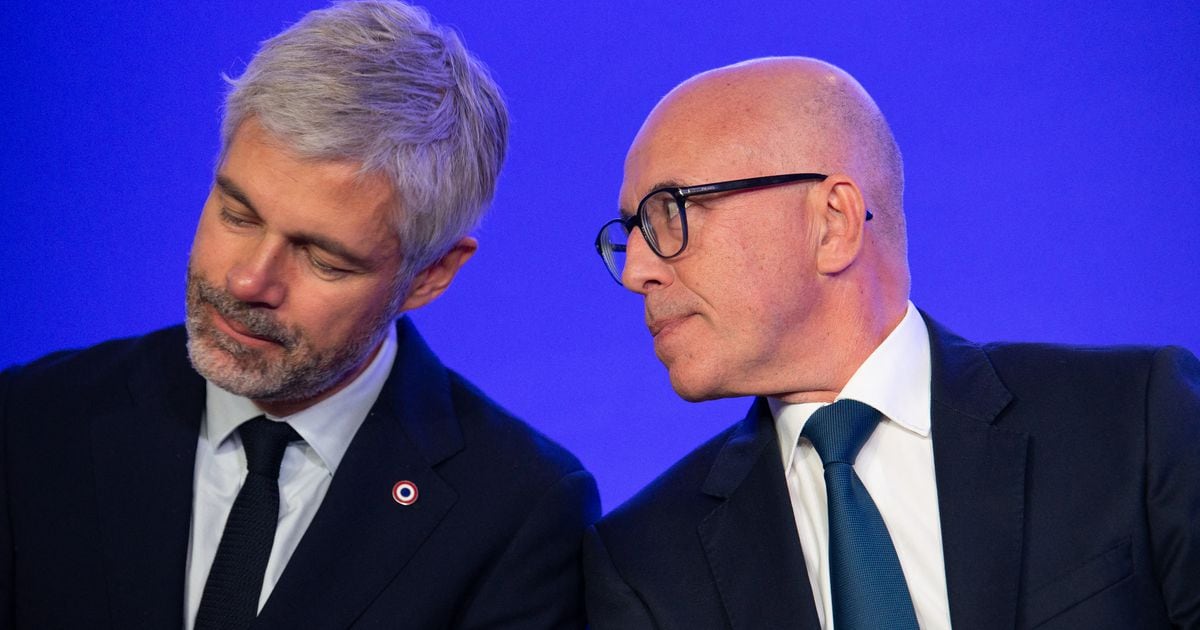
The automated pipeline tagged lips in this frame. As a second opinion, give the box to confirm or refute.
[210,305,284,348]
[647,312,696,340]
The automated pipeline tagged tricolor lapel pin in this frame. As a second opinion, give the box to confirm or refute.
[392,480,418,506]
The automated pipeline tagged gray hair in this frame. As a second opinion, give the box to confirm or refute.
[220,0,508,290]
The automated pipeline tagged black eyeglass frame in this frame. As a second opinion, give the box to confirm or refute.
[595,172,872,283]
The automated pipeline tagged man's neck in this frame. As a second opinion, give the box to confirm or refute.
[771,299,908,404]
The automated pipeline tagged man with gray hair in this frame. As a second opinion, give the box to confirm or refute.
[1,2,598,628]
[585,57,1199,629]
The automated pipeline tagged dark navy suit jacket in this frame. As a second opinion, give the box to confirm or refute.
[584,316,1200,629]
[1,317,600,629]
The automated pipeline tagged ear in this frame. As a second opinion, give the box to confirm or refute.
[813,176,869,275]
[398,236,478,311]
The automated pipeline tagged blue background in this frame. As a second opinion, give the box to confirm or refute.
[2,1,1197,511]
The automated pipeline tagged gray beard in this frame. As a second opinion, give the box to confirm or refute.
[184,270,390,405]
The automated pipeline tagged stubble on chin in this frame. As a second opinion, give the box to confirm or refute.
[185,272,299,400]
[183,271,389,407]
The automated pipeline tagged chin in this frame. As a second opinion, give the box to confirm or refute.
[659,341,741,402]
[667,370,726,403]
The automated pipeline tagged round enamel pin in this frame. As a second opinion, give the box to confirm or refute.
[392,480,419,506]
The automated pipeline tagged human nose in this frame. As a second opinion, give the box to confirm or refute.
[226,238,286,307]
[621,228,672,294]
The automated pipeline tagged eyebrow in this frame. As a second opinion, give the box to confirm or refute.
[214,175,376,271]
[216,175,258,215]
[647,180,685,193]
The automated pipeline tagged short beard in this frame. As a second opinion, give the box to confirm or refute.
[184,270,391,405]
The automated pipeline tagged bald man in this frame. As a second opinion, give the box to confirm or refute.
[583,57,1200,630]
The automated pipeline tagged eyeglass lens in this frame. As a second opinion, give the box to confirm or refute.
[599,190,688,282]
[641,190,685,258]
[599,220,629,282]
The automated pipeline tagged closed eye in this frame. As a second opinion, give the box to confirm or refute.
[219,207,257,228]
[304,247,353,279]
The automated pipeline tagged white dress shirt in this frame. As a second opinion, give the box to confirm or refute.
[184,325,398,629]
[771,302,952,630]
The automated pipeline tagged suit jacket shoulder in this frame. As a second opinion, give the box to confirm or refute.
[923,316,1200,629]
[585,400,818,629]
[596,412,743,537]
[253,317,601,629]
[445,367,590,482]
[2,325,198,415]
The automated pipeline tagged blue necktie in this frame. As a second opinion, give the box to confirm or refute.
[802,400,919,630]
[195,416,301,630]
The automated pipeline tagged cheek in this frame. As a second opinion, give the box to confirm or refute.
[706,258,803,355]
[294,281,394,339]
[190,201,245,261]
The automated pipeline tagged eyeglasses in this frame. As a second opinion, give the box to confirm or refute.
[595,172,871,284]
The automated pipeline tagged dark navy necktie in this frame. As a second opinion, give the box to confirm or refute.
[802,399,919,630]
[195,416,301,630]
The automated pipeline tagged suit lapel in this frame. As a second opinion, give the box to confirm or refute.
[90,327,205,628]
[924,315,1027,630]
[256,318,463,629]
[697,398,822,630]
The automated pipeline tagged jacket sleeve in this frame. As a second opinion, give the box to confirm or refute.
[583,524,659,630]
[456,469,601,630]
[1145,346,1200,627]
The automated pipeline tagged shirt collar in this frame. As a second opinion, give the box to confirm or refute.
[772,301,932,471]
[204,323,398,475]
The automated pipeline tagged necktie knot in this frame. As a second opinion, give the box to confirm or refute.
[801,399,882,467]
[238,416,301,478]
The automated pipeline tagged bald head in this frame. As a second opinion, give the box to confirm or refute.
[618,57,912,402]
[632,57,908,270]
